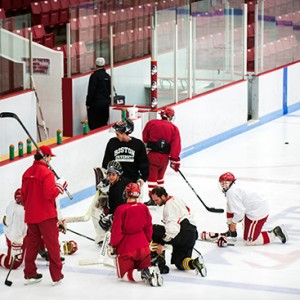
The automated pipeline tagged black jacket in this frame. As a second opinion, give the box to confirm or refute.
[86,68,111,107]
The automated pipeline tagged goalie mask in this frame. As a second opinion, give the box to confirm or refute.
[107,160,123,176]
[113,118,134,135]
[62,240,78,255]
[125,183,140,198]
[219,172,236,193]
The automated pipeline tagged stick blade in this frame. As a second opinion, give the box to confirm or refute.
[0,112,17,119]
[79,258,104,265]
[5,280,12,286]
[207,207,224,213]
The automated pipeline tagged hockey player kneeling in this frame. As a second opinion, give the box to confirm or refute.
[151,187,207,277]
[109,183,163,287]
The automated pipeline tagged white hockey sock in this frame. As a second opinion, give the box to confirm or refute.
[121,270,143,282]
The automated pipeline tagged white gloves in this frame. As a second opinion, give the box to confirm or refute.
[11,243,22,261]
[56,177,68,194]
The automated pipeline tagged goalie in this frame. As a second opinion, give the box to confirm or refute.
[92,161,130,244]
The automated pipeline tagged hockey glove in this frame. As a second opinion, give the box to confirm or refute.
[107,244,117,258]
[11,243,22,261]
[217,236,228,247]
[170,158,180,172]
[58,219,67,234]
[201,231,219,241]
[56,177,68,194]
[99,213,113,231]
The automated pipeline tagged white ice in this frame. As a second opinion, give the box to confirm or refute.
[1,111,300,299]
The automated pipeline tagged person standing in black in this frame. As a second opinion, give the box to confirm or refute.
[86,57,111,130]
[102,118,149,191]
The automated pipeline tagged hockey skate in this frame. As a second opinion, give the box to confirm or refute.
[151,250,170,274]
[52,275,64,286]
[272,225,288,244]
[193,256,207,277]
[141,266,163,287]
[24,273,43,285]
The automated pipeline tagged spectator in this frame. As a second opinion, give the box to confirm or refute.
[86,57,111,130]
[109,183,163,286]
[142,107,181,206]
[21,145,68,285]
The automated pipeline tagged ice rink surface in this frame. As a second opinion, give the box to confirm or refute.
[1,111,300,300]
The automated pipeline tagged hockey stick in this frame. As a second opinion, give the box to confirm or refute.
[31,76,49,140]
[67,228,95,241]
[0,112,73,200]
[178,170,224,213]
[4,257,16,287]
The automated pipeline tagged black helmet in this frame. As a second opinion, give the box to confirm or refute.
[107,160,123,176]
[113,118,134,134]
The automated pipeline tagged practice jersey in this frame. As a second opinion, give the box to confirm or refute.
[142,119,181,160]
[102,137,149,182]
[163,196,196,240]
[3,201,27,245]
[110,202,152,254]
[225,183,269,223]
[22,160,60,224]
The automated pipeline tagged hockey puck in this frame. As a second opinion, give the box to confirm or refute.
[285,142,289,144]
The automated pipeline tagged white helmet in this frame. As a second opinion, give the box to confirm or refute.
[95,57,105,67]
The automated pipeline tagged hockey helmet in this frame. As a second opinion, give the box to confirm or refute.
[62,240,78,255]
[113,118,134,134]
[125,183,140,198]
[14,188,22,204]
[107,160,123,176]
[219,172,236,193]
[160,106,175,121]
[219,172,236,182]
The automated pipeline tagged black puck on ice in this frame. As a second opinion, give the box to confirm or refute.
[285,142,289,144]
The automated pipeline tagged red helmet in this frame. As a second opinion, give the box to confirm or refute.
[125,183,140,198]
[62,240,78,255]
[14,188,22,204]
[219,172,235,182]
[160,107,175,121]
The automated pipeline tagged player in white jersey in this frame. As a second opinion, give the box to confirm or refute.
[217,172,288,246]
